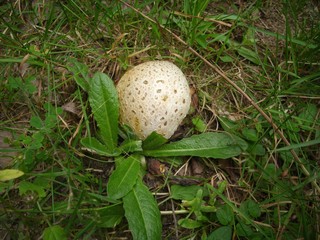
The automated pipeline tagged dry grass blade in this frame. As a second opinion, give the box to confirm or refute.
[173,11,232,27]
[119,0,320,193]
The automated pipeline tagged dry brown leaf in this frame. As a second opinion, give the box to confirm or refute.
[190,158,204,176]
[19,54,30,77]
[62,102,80,116]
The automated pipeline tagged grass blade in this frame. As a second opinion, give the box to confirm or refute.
[275,138,320,152]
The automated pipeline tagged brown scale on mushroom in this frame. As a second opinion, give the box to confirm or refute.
[116,61,191,139]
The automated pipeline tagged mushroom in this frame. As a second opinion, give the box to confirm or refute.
[116,60,191,139]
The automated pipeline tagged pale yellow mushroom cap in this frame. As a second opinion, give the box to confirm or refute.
[116,61,191,139]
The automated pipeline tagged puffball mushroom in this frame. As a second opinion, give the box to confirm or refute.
[116,60,191,140]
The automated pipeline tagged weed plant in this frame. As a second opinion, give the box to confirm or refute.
[0,0,319,239]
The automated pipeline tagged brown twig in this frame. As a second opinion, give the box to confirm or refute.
[119,0,320,193]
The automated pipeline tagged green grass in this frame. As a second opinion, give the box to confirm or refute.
[1,0,319,239]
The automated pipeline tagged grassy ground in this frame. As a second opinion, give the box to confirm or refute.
[1,0,320,239]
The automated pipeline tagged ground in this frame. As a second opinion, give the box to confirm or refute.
[0,0,320,239]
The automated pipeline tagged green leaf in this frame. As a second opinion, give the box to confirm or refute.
[123,179,162,240]
[0,169,24,182]
[142,131,168,150]
[208,226,232,240]
[43,225,67,240]
[218,116,238,132]
[30,116,43,129]
[34,176,51,188]
[29,132,44,149]
[143,132,248,159]
[171,185,202,201]
[236,222,254,237]
[192,116,207,132]
[246,199,261,218]
[8,76,22,90]
[89,72,119,153]
[196,35,208,48]
[178,218,203,229]
[237,46,260,65]
[19,181,46,198]
[220,55,234,63]
[119,139,142,153]
[25,75,37,94]
[107,155,140,200]
[262,163,280,181]
[81,137,120,156]
[96,204,124,228]
[249,144,266,156]
[298,103,317,128]
[242,28,257,45]
[67,58,90,91]
[216,204,234,225]
[242,128,258,142]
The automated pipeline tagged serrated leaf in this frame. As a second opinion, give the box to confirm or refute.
[81,137,120,156]
[43,225,67,240]
[143,132,248,159]
[89,72,119,153]
[142,131,168,150]
[107,155,140,200]
[123,179,161,240]
[0,169,24,181]
[67,58,90,91]
[208,226,232,240]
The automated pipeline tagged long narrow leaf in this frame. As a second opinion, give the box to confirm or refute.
[89,72,119,153]
[123,179,162,240]
[143,132,248,159]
